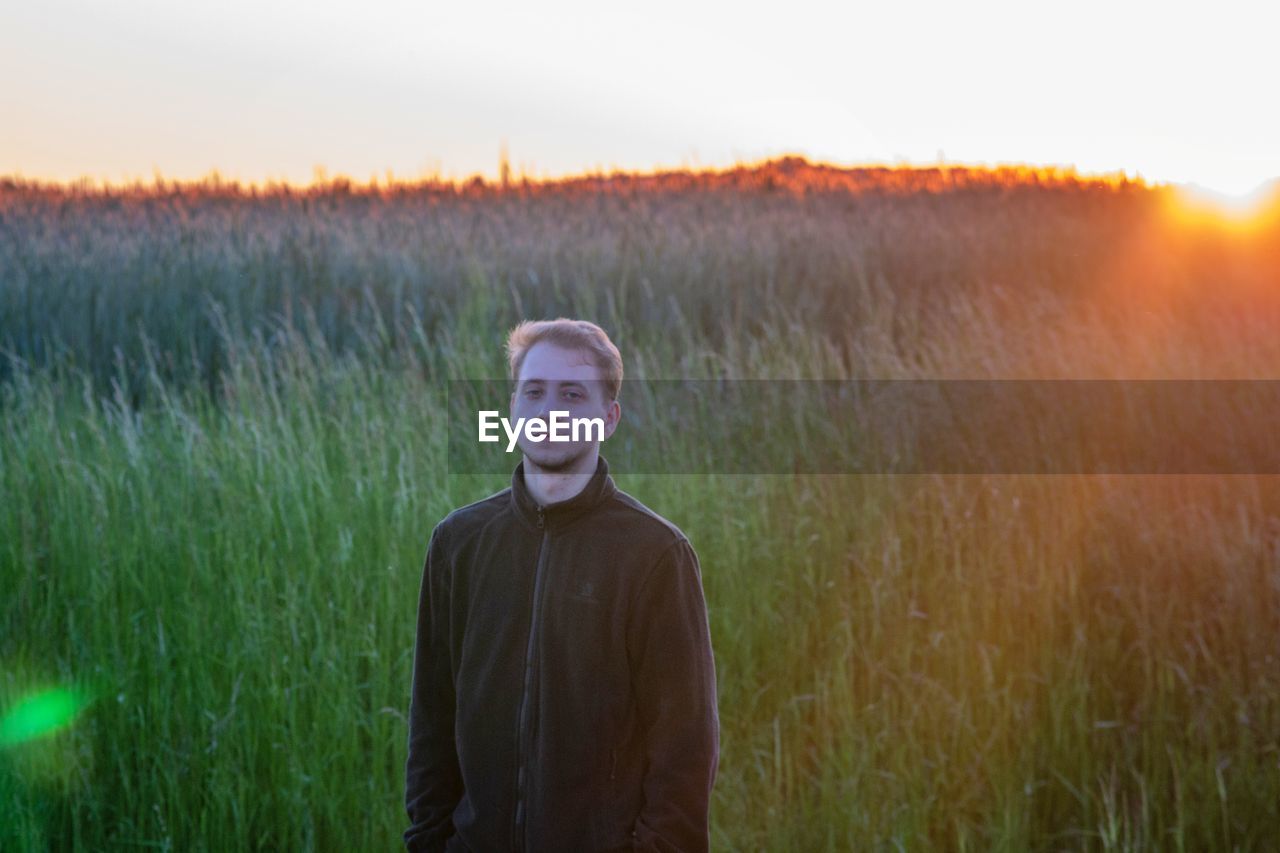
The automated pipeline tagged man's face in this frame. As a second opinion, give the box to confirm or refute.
[509,341,621,472]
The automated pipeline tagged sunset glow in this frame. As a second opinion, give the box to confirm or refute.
[1175,180,1279,219]
[1159,178,1280,241]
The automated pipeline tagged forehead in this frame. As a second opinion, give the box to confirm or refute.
[516,341,605,384]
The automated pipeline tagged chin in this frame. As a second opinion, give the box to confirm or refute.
[524,445,590,472]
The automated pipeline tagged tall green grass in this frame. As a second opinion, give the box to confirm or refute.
[3,164,1279,850]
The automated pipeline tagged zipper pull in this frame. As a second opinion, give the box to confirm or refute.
[536,506,544,529]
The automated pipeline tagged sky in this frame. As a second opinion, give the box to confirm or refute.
[3,0,1277,195]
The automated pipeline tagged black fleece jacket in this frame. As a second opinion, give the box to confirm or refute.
[404,455,720,852]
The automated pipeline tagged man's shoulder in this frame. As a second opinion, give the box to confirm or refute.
[433,487,512,544]
[600,489,692,553]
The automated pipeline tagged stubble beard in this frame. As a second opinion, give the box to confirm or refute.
[522,441,593,475]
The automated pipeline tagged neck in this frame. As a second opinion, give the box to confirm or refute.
[522,449,599,508]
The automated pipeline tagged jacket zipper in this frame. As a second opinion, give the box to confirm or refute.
[512,506,548,853]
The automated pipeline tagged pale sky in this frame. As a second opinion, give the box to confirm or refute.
[3,0,1277,194]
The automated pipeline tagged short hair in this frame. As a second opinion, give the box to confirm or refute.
[505,318,624,401]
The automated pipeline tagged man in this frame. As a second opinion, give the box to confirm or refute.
[404,318,720,852]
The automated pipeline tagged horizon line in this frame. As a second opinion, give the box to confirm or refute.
[0,152,1167,193]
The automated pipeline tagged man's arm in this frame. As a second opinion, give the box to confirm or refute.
[404,523,463,852]
[626,537,721,853]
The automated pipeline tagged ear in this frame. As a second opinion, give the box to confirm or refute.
[603,399,621,440]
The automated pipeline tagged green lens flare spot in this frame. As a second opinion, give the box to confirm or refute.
[0,688,90,746]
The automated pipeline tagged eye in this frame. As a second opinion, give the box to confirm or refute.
[525,388,543,399]
[564,390,583,401]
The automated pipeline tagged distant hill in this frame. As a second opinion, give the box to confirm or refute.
[0,156,1149,202]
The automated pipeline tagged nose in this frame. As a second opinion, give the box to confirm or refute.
[516,391,552,422]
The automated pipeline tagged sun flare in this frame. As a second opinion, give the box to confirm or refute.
[1175,179,1277,219]
[1168,178,1280,233]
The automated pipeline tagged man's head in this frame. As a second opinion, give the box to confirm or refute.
[506,318,623,473]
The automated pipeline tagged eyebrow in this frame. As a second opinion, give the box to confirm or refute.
[520,379,590,390]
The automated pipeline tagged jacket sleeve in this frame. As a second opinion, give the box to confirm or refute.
[403,522,463,852]
[626,537,720,853]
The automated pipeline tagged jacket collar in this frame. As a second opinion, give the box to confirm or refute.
[510,454,617,531]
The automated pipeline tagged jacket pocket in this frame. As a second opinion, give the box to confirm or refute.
[592,745,628,849]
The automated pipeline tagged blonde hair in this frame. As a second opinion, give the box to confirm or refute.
[505,318,624,401]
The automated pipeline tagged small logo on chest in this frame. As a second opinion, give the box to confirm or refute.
[569,580,600,603]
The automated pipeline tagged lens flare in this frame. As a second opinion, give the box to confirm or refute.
[0,688,90,747]
[1173,180,1279,223]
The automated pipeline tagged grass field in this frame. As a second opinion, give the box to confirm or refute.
[2,159,1279,850]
